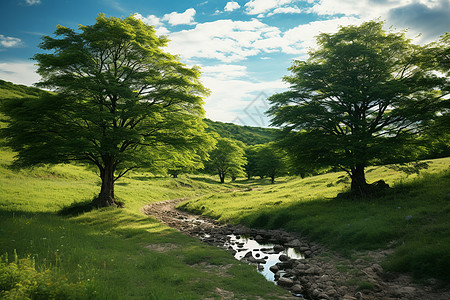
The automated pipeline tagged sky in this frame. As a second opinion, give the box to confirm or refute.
[0,0,449,127]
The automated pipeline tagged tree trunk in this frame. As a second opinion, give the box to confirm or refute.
[218,171,225,183]
[93,160,117,207]
[350,164,370,197]
[270,175,275,184]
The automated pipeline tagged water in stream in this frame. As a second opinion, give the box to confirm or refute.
[223,234,304,282]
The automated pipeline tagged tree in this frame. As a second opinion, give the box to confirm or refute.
[206,137,246,183]
[268,21,448,196]
[255,143,287,184]
[419,32,450,159]
[243,145,260,179]
[0,14,212,207]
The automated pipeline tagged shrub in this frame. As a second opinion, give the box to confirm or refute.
[0,251,92,299]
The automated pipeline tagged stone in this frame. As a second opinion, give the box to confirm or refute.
[273,244,284,252]
[285,239,302,247]
[312,289,321,298]
[269,265,279,273]
[317,293,330,300]
[371,263,383,276]
[325,288,337,297]
[299,246,310,252]
[279,254,290,261]
[277,277,294,287]
[291,284,303,294]
[391,286,416,297]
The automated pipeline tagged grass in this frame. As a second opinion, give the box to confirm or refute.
[0,148,290,299]
[180,157,450,282]
[1,139,450,296]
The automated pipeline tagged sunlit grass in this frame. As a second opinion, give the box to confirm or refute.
[0,148,289,299]
[181,157,450,282]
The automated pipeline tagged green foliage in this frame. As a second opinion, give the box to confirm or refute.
[244,143,288,183]
[254,143,288,183]
[206,137,247,183]
[204,119,279,145]
[0,252,90,299]
[268,20,448,195]
[243,145,260,179]
[1,14,212,207]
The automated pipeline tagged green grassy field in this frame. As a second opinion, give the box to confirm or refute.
[1,139,450,299]
[180,157,450,282]
[0,148,290,299]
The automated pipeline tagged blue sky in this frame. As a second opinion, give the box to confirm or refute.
[1,0,449,126]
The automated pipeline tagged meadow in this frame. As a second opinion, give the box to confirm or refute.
[0,147,290,299]
[180,157,450,282]
[1,140,450,299]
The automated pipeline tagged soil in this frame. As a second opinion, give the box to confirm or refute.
[142,198,450,300]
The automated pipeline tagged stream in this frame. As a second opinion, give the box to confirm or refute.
[222,234,304,282]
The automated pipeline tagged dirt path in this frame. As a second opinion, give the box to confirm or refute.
[142,198,450,300]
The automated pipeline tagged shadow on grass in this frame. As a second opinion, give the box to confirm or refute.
[58,199,96,216]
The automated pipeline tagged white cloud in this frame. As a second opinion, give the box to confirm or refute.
[133,13,170,35]
[0,35,23,48]
[201,64,248,80]
[225,1,241,12]
[166,19,291,62]
[308,0,441,20]
[244,0,297,15]
[162,8,197,26]
[201,65,287,125]
[268,6,303,16]
[25,0,41,5]
[0,61,40,86]
[307,0,449,43]
[164,16,368,63]
[283,17,363,54]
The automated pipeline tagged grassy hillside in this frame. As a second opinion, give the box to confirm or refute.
[204,118,279,145]
[0,146,290,299]
[0,80,47,100]
[180,158,450,282]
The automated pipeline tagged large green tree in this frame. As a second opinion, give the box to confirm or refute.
[206,137,246,183]
[268,21,448,196]
[1,14,212,207]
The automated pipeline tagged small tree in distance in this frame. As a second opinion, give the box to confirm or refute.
[268,21,448,196]
[206,137,246,183]
[255,143,287,184]
[1,14,213,207]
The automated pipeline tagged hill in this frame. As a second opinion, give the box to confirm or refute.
[204,118,279,145]
[0,79,47,100]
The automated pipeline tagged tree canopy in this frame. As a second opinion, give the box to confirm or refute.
[206,137,246,183]
[1,14,213,207]
[268,21,448,196]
